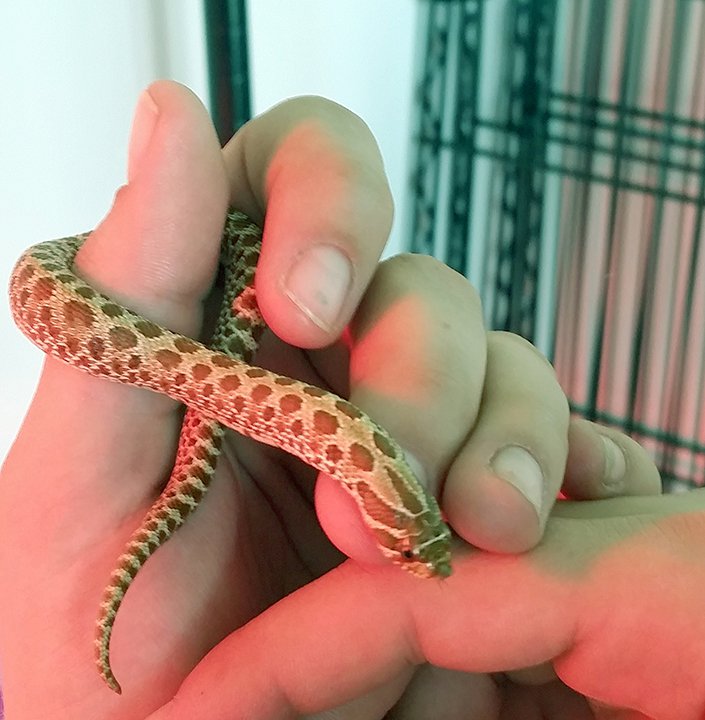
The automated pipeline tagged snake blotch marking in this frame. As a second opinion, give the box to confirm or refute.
[9,209,452,694]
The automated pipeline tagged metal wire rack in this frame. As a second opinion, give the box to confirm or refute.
[409,0,705,491]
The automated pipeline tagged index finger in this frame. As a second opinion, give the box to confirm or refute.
[223,96,395,349]
[146,490,705,720]
[145,550,575,720]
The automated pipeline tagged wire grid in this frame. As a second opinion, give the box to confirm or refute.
[409,0,705,491]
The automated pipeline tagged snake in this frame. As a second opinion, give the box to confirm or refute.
[8,209,452,694]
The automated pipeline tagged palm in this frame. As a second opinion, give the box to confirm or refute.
[98,331,601,717]
[87,333,347,700]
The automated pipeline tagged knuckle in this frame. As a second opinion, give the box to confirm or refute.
[267,95,383,172]
[620,432,664,493]
[269,106,394,232]
[489,332,565,386]
[239,96,395,244]
[274,95,368,131]
[489,330,550,365]
[377,253,482,311]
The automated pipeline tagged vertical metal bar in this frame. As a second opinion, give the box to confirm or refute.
[445,1,483,275]
[204,0,251,143]
[573,1,606,423]
[410,1,452,259]
[490,0,557,339]
[667,9,705,487]
[631,2,683,470]
[681,8,705,487]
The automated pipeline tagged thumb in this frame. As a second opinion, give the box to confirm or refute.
[13,79,229,519]
[0,80,232,712]
[61,78,231,516]
[76,80,229,339]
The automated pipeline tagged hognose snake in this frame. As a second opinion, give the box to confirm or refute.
[8,209,452,694]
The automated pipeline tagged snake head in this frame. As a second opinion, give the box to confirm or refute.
[389,522,453,579]
[400,528,452,578]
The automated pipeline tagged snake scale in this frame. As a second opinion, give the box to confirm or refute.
[8,209,452,694]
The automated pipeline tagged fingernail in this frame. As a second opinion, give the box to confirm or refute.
[128,89,159,181]
[600,435,626,487]
[283,244,353,331]
[490,445,544,519]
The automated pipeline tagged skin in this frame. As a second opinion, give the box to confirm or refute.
[0,80,701,720]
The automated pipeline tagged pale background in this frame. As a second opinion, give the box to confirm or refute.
[0,1,418,461]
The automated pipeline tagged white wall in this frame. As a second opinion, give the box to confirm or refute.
[0,1,418,460]
[248,1,418,252]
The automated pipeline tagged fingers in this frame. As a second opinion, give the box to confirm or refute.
[562,419,662,500]
[145,553,576,720]
[76,81,228,337]
[344,254,486,485]
[301,672,413,720]
[385,667,501,719]
[444,332,570,552]
[314,253,487,566]
[316,256,574,564]
[0,80,231,715]
[144,492,705,720]
[223,96,394,348]
[18,81,229,512]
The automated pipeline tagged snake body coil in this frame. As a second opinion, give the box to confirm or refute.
[9,210,452,693]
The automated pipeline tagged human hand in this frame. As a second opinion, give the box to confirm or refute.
[0,81,670,720]
[146,490,705,720]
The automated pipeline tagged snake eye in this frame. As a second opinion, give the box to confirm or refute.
[401,549,415,560]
